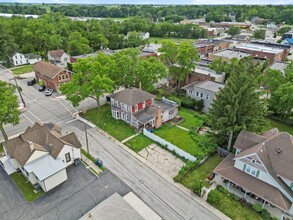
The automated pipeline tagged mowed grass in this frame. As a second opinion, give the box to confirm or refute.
[82,105,137,141]
[11,65,33,75]
[154,125,204,157]
[178,107,204,130]
[125,134,154,152]
[149,37,195,44]
[180,154,223,189]
[208,188,263,220]
[266,118,293,135]
[10,172,44,202]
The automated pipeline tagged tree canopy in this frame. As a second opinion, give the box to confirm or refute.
[227,26,240,37]
[208,60,268,147]
[253,29,266,40]
[0,80,20,141]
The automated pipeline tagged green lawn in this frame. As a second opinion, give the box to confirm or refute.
[0,143,3,154]
[266,118,293,135]
[10,172,44,202]
[154,125,204,157]
[125,134,154,152]
[82,105,137,141]
[178,107,204,130]
[11,65,33,75]
[149,37,195,44]
[208,188,262,220]
[180,154,223,189]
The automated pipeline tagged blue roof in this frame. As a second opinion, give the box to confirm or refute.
[285,38,293,44]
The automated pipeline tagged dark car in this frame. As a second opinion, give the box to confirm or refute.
[27,78,36,86]
[38,86,45,91]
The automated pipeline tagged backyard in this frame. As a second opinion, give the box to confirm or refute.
[81,105,137,141]
[154,124,207,157]
[208,187,263,220]
[125,134,154,153]
[178,107,205,130]
[10,172,44,202]
[179,154,223,189]
[266,118,293,135]
[11,65,33,75]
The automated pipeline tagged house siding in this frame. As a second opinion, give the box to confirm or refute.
[12,53,28,66]
[56,145,81,167]
[42,168,67,192]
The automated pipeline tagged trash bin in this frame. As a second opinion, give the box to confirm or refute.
[95,158,103,167]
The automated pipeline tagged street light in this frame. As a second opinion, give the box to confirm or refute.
[10,77,26,108]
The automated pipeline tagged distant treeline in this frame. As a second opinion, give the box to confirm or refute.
[0,13,206,66]
[0,4,293,24]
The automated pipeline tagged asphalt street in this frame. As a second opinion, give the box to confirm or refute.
[0,66,225,220]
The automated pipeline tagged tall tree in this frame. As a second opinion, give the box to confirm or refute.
[0,81,20,141]
[253,29,266,40]
[227,26,240,37]
[208,61,268,148]
[60,53,114,109]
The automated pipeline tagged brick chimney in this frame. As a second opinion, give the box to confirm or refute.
[155,106,162,129]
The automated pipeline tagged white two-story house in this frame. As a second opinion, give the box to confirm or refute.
[11,52,42,66]
[0,122,82,192]
[48,50,70,69]
[214,128,293,216]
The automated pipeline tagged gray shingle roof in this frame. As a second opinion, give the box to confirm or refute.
[110,88,155,106]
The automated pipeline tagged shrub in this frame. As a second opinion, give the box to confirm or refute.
[252,204,263,213]
[217,185,229,195]
[193,180,204,196]
[260,209,271,220]
[181,96,196,108]
[195,99,204,112]
[168,96,181,106]
[178,161,196,175]
[232,195,240,201]
[207,190,221,205]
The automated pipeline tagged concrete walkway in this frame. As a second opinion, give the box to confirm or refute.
[75,114,230,220]
[121,133,140,144]
[81,156,103,176]
[176,125,190,131]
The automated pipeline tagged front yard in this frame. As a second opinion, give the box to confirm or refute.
[179,154,223,189]
[208,186,263,220]
[81,105,137,141]
[11,65,33,75]
[10,172,44,202]
[125,134,154,152]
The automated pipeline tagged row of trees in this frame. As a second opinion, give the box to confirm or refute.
[1,4,293,24]
[0,13,206,66]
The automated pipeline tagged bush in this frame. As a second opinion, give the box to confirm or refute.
[193,180,204,196]
[232,195,240,201]
[260,209,271,220]
[168,96,181,106]
[195,99,204,112]
[178,161,196,175]
[217,185,229,194]
[252,204,263,213]
[181,96,196,108]
[207,190,221,205]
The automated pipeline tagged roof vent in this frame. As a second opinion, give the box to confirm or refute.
[275,147,282,154]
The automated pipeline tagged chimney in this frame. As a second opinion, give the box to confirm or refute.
[29,141,34,152]
[155,106,162,129]
[275,147,282,154]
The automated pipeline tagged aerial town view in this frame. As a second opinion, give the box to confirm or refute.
[0,0,293,220]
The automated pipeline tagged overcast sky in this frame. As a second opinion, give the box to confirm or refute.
[1,0,293,5]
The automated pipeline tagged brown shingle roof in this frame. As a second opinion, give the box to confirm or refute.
[4,122,81,165]
[33,61,62,79]
[214,154,292,211]
[109,88,155,106]
[48,49,65,58]
[233,130,266,151]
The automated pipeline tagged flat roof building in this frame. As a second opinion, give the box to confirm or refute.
[208,49,251,62]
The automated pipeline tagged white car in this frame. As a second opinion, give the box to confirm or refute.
[45,89,53,96]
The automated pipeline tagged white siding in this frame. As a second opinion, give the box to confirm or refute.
[9,158,21,169]
[12,53,28,66]
[28,172,38,184]
[26,151,48,164]
[56,145,81,167]
[28,58,41,65]
[43,169,67,192]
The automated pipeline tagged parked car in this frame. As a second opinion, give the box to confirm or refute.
[27,78,36,86]
[38,86,45,91]
[45,89,53,96]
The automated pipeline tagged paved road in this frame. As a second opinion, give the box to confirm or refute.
[0,66,224,220]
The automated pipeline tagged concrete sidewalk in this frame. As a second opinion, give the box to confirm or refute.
[75,115,230,220]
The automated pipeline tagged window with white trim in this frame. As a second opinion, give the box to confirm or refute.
[65,153,71,163]
[126,105,130,112]
[142,101,146,108]
[126,114,129,122]
[200,93,204,98]
[135,105,138,112]
[111,99,115,105]
[116,111,120,119]
[245,164,257,176]
[121,103,124,110]
[205,94,210,100]
[196,91,199,97]
[188,90,193,95]
[121,112,125,120]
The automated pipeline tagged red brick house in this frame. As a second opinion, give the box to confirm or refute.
[33,61,73,91]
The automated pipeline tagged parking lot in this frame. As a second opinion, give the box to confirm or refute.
[0,163,131,220]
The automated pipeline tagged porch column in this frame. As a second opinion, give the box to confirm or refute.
[244,190,247,198]
[262,200,266,209]
[281,211,284,220]
[227,181,231,189]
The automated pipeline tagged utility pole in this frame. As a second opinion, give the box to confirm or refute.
[83,110,89,154]
[12,77,26,108]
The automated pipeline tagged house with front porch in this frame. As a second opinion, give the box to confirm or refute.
[33,61,73,91]
[214,128,293,216]
[0,122,82,192]
[109,88,178,129]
